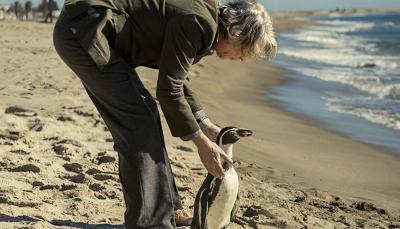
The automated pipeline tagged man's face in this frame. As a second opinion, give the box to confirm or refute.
[215,36,248,61]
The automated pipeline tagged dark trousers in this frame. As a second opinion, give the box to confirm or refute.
[53,11,181,229]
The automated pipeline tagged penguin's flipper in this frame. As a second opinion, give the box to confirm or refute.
[191,174,215,229]
[230,194,240,221]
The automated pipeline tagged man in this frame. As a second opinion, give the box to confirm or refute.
[24,1,32,20]
[53,0,276,228]
[44,0,56,23]
[14,1,23,20]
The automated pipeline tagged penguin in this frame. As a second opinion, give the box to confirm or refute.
[191,127,253,229]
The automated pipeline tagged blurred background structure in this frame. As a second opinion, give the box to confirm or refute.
[0,0,59,21]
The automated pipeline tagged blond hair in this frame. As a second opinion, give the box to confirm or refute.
[219,0,277,59]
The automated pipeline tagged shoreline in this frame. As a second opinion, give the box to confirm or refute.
[271,12,400,154]
[267,66,400,155]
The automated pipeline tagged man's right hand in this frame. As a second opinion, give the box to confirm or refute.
[192,132,233,179]
[199,118,221,142]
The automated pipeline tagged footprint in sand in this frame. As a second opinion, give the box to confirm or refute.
[56,139,82,147]
[68,107,108,128]
[52,139,82,155]
[0,130,22,141]
[73,109,95,118]
[24,83,36,91]
[52,144,67,155]
[351,201,387,215]
[243,205,276,218]
[19,92,33,99]
[177,186,190,192]
[105,190,119,199]
[10,149,30,155]
[0,141,13,146]
[95,152,116,165]
[32,181,45,187]
[0,197,40,208]
[89,183,106,192]
[43,136,59,141]
[9,164,40,173]
[92,174,116,181]
[60,183,78,191]
[64,173,86,184]
[86,168,102,175]
[39,184,60,191]
[27,118,43,132]
[189,167,203,171]
[95,193,107,200]
[63,163,83,173]
[62,156,72,162]
[5,106,37,117]
[56,114,74,122]
[234,205,282,228]
[170,160,186,169]
[175,145,194,153]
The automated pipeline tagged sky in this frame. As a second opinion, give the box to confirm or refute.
[261,0,400,12]
[1,0,400,12]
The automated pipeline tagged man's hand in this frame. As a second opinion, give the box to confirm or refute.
[193,132,233,179]
[199,118,221,142]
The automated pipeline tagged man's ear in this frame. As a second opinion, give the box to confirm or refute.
[229,28,242,39]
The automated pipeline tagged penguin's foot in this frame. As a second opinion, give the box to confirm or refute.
[175,209,193,227]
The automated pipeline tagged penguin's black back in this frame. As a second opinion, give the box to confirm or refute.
[191,173,223,229]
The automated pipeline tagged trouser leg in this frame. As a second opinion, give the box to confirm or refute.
[53,15,181,228]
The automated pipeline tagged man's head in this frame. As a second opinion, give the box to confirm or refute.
[215,0,277,61]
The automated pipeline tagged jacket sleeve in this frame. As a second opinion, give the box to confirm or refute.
[183,81,207,118]
[156,15,207,140]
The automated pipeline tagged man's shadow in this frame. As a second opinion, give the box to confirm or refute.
[0,213,124,228]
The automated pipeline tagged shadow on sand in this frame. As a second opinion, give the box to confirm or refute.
[0,214,124,228]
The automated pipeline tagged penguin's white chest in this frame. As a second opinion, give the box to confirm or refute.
[206,167,239,229]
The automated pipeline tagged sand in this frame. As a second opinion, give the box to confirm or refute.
[0,15,399,228]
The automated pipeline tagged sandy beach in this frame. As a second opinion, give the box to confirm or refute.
[0,13,399,229]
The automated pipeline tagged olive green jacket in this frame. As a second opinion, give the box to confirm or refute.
[63,0,219,140]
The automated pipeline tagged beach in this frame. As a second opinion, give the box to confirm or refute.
[0,13,399,228]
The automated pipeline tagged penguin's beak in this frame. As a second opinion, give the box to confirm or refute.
[237,128,253,137]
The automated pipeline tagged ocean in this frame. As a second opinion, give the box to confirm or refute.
[271,12,400,153]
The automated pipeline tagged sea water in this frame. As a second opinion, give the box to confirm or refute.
[271,13,400,153]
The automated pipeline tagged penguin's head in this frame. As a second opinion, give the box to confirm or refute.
[217,126,253,146]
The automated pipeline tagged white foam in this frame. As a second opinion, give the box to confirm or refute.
[298,67,400,100]
[281,27,368,49]
[383,21,400,29]
[317,20,375,33]
[279,20,399,70]
[279,47,399,70]
[280,15,400,132]
[325,98,400,130]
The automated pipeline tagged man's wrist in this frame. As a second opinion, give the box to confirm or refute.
[194,110,207,124]
[192,132,209,147]
[199,118,212,130]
